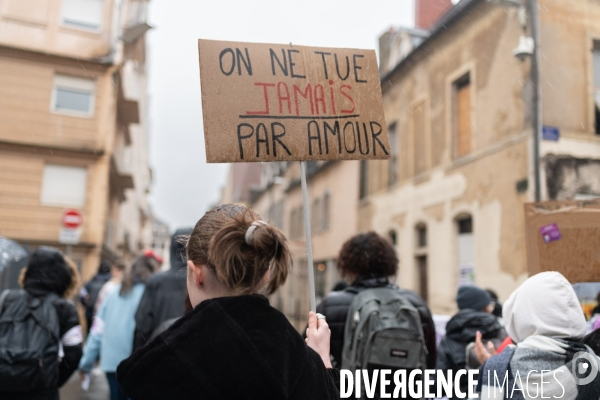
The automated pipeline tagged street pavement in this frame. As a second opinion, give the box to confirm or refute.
[60,368,109,400]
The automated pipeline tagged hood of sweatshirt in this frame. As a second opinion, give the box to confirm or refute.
[445,308,502,343]
[503,271,587,343]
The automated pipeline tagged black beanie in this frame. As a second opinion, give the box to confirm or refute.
[98,260,111,274]
[24,246,72,296]
[456,285,492,311]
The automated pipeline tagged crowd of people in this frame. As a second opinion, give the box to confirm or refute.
[0,203,599,400]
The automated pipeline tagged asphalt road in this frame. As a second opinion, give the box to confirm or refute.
[60,368,109,400]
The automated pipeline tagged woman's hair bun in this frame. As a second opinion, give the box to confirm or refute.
[188,205,291,295]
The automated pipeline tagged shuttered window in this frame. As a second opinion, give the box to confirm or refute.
[40,164,87,207]
[413,103,427,175]
[322,191,330,231]
[454,75,472,158]
[61,0,104,31]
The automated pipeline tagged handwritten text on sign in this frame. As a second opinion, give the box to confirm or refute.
[198,39,390,163]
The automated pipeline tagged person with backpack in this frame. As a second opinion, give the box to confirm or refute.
[0,246,83,400]
[78,254,158,400]
[477,272,600,399]
[436,285,505,397]
[315,232,437,372]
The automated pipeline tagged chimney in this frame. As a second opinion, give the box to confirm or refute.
[378,28,397,74]
[415,0,453,30]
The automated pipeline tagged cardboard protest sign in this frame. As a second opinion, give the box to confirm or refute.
[524,200,600,283]
[198,39,390,163]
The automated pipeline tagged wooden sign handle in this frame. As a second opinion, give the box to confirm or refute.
[300,161,316,312]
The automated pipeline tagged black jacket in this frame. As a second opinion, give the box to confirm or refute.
[83,272,110,311]
[315,275,437,369]
[118,295,340,400]
[436,309,505,395]
[133,228,191,349]
[0,290,82,400]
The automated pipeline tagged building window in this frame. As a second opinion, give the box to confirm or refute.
[416,224,427,248]
[275,200,284,229]
[416,255,428,303]
[60,0,104,31]
[268,199,284,229]
[458,216,473,234]
[359,160,368,200]
[454,74,472,158]
[40,164,87,207]
[457,215,475,286]
[593,41,600,135]
[311,198,321,234]
[321,191,330,232]
[52,75,95,116]
[290,206,304,240]
[126,0,147,27]
[290,208,297,239]
[414,223,428,302]
[388,122,398,186]
[388,230,397,246]
[412,103,427,175]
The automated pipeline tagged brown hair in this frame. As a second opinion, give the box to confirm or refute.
[120,254,159,296]
[336,232,398,280]
[63,256,81,299]
[186,204,292,295]
[112,261,126,272]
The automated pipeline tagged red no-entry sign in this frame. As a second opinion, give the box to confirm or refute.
[62,209,83,229]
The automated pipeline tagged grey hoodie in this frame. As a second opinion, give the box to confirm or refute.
[479,272,600,400]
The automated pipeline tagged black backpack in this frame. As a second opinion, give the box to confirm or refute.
[0,289,61,391]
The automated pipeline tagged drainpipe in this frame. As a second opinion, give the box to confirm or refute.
[530,0,542,201]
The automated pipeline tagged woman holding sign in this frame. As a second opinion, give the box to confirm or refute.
[116,204,339,399]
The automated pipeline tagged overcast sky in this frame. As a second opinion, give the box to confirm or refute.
[146,0,415,230]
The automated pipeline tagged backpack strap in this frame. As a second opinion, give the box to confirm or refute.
[36,293,61,342]
[0,289,11,316]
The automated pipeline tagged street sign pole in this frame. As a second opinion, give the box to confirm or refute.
[60,209,82,257]
[300,161,316,312]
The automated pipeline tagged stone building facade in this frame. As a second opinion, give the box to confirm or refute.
[220,0,600,324]
[362,0,600,314]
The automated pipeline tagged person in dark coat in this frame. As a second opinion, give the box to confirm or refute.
[315,232,437,369]
[117,204,339,400]
[0,246,83,400]
[133,228,192,350]
[81,260,111,333]
[436,285,505,397]
[485,288,503,319]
